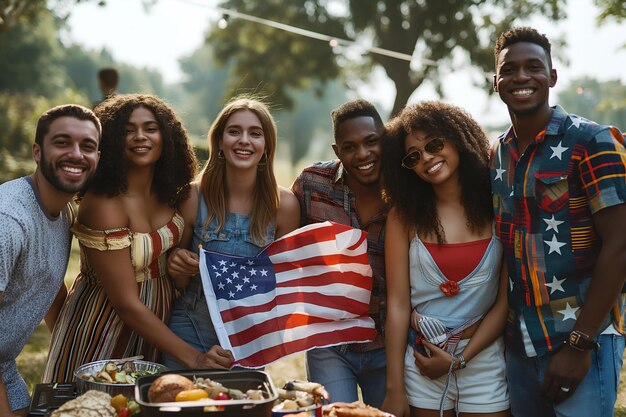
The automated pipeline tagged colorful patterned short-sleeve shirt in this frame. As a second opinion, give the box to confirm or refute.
[490,105,626,357]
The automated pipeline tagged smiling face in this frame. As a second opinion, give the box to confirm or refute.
[494,41,557,118]
[34,116,100,194]
[405,130,459,187]
[332,115,382,189]
[220,109,266,171]
[124,106,163,168]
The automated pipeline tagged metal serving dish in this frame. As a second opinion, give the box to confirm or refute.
[135,370,278,417]
[74,359,168,399]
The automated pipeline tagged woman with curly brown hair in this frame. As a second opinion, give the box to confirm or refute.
[380,101,510,417]
[43,94,219,383]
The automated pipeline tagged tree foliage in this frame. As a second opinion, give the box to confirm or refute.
[557,77,626,128]
[208,0,567,116]
[176,40,348,167]
[594,0,626,22]
[0,4,166,181]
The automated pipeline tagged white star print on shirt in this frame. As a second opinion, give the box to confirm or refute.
[545,235,566,255]
[568,115,583,129]
[543,215,564,233]
[558,302,579,321]
[495,167,506,181]
[545,276,566,294]
[549,141,568,160]
[509,277,514,292]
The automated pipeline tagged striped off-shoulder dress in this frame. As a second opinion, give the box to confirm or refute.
[42,212,184,383]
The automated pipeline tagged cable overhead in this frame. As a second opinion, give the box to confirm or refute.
[177,0,438,65]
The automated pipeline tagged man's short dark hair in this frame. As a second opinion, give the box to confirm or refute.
[35,104,101,146]
[494,26,552,68]
[331,99,384,142]
[98,67,119,89]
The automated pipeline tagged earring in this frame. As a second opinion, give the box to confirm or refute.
[257,151,268,171]
[217,149,225,160]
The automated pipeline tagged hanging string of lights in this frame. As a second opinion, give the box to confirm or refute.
[176,0,438,65]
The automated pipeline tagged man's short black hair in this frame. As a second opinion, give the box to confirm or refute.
[98,67,119,89]
[494,26,552,68]
[331,99,383,143]
[35,104,101,146]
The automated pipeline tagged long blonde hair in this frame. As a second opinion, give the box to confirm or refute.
[198,97,279,245]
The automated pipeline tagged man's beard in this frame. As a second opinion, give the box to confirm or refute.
[39,151,91,194]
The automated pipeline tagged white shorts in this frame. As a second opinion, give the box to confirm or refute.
[404,337,509,413]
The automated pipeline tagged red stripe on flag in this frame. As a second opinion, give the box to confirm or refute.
[267,222,356,255]
[220,292,369,323]
[229,313,333,345]
[276,270,372,291]
[272,252,369,273]
[236,326,378,367]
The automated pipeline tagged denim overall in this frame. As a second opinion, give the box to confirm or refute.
[162,196,274,369]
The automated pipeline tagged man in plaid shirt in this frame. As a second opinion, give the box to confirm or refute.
[291,99,388,407]
[491,26,626,416]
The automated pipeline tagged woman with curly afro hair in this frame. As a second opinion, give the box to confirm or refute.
[43,94,222,382]
[380,101,510,417]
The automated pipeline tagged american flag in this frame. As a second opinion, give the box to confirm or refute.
[199,221,377,368]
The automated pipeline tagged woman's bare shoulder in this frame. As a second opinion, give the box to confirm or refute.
[278,186,300,215]
[78,191,129,230]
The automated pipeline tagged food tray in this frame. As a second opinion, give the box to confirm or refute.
[74,359,168,399]
[135,369,278,417]
[28,383,78,416]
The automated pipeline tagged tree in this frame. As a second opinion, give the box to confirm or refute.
[0,0,105,34]
[595,0,625,22]
[175,39,349,168]
[557,77,626,128]
[208,0,566,116]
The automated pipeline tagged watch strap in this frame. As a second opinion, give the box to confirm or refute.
[567,330,600,351]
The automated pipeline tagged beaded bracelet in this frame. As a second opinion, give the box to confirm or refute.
[455,353,466,370]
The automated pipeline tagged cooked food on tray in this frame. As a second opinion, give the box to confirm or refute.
[78,360,159,385]
[146,373,267,403]
[323,401,393,417]
[273,379,329,412]
[147,374,196,403]
[50,390,115,417]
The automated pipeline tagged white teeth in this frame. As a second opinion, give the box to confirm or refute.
[61,166,82,173]
[427,162,443,174]
[234,150,252,155]
[132,147,150,152]
[358,162,374,170]
[512,89,534,96]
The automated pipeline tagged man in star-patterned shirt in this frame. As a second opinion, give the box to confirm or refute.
[491,27,626,416]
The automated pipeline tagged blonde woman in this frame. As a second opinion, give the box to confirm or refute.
[163,97,300,369]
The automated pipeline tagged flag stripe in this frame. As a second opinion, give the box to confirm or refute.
[267,222,357,255]
[227,313,337,345]
[276,263,372,284]
[219,294,371,324]
[235,320,377,367]
[272,252,370,273]
[268,234,368,264]
[276,270,372,290]
[200,221,376,368]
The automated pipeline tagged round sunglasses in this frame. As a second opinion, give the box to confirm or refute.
[401,137,446,169]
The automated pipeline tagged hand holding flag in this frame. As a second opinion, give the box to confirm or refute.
[199,221,377,368]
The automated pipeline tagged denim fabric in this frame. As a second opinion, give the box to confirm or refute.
[409,234,502,329]
[306,345,386,408]
[163,199,274,369]
[506,333,625,417]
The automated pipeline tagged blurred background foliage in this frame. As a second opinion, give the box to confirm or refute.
[0,0,625,184]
